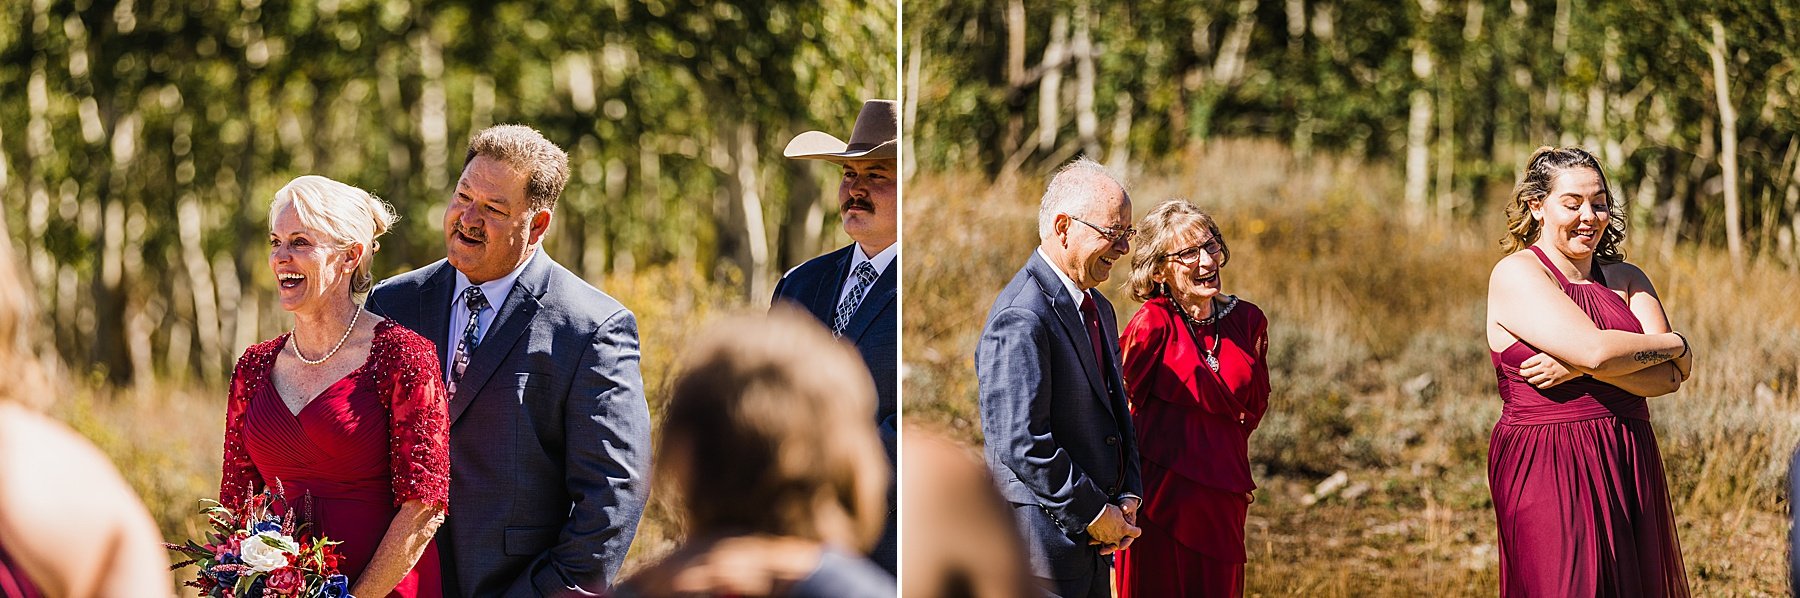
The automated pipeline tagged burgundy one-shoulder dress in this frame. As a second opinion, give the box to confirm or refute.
[220,319,450,597]
[1488,246,1688,597]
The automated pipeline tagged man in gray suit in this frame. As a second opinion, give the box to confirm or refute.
[369,125,651,597]
[977,158,1143,598]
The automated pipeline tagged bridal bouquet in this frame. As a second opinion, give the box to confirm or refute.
[165,484,351,598]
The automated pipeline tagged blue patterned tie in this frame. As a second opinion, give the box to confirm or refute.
[449,286,490,395]
[833,262,879,337]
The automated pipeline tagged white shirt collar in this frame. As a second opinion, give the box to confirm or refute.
[1035,247,1089,307]
[851,243,899,277]
[452,249,537,310]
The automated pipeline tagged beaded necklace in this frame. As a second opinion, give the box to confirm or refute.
[1174,295,1238,372]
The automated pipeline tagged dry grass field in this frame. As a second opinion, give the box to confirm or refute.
[903,139,1798,596]
[54,263,746,593]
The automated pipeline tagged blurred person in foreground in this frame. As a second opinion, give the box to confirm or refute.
[978,157,1143,598]
[368,125,652,596]
[221,175,449,596]
[616,308,893,597]
[1485,146,1692,596]
[0,228,171,595]
[774,98,899,573]
[901,427,1035,598]
[1113,200,1269,597]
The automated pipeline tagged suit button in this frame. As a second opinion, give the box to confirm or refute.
[1105,435,1119,446]
[1106,484,1119,494]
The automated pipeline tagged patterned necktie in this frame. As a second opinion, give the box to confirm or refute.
[1079,290,1110,379]
[449,286,490,396]
[833,262,879,337]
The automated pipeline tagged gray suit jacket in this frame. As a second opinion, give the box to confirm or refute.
[369,253,652,597]
[976,251,1142,580]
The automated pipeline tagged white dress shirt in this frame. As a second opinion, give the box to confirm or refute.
[837,243,899,307]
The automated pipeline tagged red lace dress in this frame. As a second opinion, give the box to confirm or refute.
[220,319,449,597]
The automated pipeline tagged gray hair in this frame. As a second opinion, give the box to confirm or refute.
[1037,157,1123,239]
[269,175,398,296]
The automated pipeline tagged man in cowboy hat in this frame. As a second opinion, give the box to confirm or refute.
[772,98,898,574]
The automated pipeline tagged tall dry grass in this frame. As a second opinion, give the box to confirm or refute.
[904,138,1797,595]
[54,263,747,594]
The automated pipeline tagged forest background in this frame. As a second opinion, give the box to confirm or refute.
[906,0,1798,594]
[0,0,896,589]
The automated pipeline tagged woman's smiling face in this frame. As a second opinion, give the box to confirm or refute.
[1532,167,1611,260]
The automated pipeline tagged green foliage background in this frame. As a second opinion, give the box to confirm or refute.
[1,0,897,387]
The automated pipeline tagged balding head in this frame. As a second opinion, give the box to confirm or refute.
[1037,157,1133,290]
[1038,157,1126,240]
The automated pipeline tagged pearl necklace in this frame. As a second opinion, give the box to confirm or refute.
[291,304,363,365]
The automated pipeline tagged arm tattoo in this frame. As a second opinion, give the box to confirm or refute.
[1633,350,1672,365]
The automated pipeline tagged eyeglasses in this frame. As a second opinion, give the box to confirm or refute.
[1068,216,1137,244]
[1164,239,1224,265]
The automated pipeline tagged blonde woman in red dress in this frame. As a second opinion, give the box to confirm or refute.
[1115,200,1269,597]
[219,175,449,597]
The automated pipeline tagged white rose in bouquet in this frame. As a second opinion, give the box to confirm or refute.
[240,530,299,572]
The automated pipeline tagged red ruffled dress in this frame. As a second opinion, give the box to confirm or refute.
[220,319,450,597]
[1115,296,1270,597]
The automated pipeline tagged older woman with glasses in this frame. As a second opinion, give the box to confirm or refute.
[1112,200,1268,598]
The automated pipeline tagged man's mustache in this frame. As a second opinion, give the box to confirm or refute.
[842,198,875,213]
[453,223,486,241]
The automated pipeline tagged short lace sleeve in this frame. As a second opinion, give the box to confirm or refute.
[374,321,450,509]
[219,341,279,508]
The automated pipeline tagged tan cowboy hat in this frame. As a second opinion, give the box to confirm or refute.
[784,99,898,162]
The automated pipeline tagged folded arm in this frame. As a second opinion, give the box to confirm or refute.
[1489,255,1685,377]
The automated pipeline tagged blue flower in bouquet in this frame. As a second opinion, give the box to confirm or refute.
[212,566,239,588]
[252,519,282,534]
[247,577,266,596]
[322,574,350,597]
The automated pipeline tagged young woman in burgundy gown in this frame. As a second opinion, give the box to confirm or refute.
[220,175,449,597]
[1114,200,1269,597]
[1485,147,1693,596]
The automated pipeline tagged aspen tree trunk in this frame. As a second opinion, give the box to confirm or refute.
[1073,4,1100,160]
[1404,0,1436,226]
[1707,17,1744,264]
[1037,13,1070,152]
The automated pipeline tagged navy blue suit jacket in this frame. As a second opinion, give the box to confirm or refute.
[976,251,1142,579]
[771,243,898,575]
[369,253,652,597]
[770,243,898,450]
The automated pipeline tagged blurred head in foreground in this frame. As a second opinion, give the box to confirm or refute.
[620,308,890,597]
[901,427,1036,598]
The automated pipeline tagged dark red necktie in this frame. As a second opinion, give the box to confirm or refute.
[1079,291,1109,378]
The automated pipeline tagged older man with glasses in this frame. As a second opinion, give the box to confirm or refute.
[976,157,1144,598]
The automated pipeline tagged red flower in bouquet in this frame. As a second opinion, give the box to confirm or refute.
[265,566,305,595]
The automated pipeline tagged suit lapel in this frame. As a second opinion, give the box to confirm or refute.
[446,254,550,425]
[414,262,456,371]
[1027,254,1115,417]
[841,254,896,342]
[809,245,854,323]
